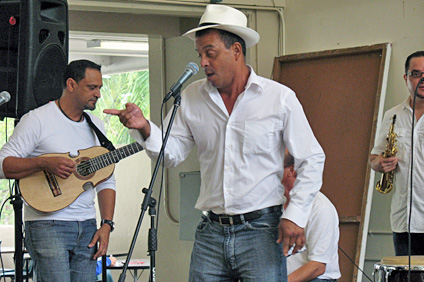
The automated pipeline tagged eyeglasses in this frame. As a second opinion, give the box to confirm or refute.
[407,70,424,78]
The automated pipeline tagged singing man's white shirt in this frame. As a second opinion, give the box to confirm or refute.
[132,67,325,228]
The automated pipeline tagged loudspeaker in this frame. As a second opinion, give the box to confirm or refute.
[0,0,68,119]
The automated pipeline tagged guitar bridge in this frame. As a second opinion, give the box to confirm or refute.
[44,171,62,197]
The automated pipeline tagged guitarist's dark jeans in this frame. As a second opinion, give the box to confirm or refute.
[24,219,97,282]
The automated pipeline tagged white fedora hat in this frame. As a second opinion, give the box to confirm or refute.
[183,4,260,48]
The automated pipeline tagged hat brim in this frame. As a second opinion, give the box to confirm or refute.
[183,24,260,48]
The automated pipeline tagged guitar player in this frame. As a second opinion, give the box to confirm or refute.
[0,60,116,282]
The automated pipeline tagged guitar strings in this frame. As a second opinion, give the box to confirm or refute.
[76,143,144,175]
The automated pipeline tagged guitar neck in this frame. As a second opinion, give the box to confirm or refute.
[78,142,144,176]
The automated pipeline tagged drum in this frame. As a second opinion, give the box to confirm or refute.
[373,256,424,281]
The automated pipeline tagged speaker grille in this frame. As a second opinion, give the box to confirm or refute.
[33,44,66,107]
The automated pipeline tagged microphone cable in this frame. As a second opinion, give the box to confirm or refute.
[407,76,424,282]
[337,245,373,282]
[156,101,167,232]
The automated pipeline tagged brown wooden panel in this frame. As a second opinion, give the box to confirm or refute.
[273,44,389,282]
[339,223,361,282]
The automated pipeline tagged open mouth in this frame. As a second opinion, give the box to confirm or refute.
[204,69,215,79]
[206,72,214,78]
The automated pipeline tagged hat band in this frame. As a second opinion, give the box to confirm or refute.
[199,22,219,27]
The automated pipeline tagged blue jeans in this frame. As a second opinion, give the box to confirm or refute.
[189,211,286,282]
[25,219,97,282]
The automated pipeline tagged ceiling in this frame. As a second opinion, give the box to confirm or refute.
[68,31,149,75]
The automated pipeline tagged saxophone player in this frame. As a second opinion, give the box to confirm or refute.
[369,51,424,256]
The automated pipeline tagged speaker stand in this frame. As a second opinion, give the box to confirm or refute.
[11,184,24,282]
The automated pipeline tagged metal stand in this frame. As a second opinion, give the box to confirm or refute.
[11,185,24,282]
[118,93,181,282]
[147,196,157,282]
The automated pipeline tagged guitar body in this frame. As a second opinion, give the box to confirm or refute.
[19,146,115,213]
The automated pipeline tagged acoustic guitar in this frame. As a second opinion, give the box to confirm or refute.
[19,142,144,213]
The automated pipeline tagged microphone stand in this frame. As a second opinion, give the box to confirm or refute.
[118,91,182,282]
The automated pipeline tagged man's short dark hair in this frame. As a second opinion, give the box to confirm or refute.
[284,151,295,168]
[405,51,424,74]
[195,28,247,57]
[63,59,101,88]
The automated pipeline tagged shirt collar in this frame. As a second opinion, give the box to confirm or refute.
[402,96,413,111]
[245,65,263,93]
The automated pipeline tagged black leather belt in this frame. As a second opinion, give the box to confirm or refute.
[208,205,282,226]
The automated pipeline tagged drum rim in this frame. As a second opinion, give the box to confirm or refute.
[374,263,424,271]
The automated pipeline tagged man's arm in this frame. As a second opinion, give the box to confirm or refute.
[104,103,151,140]
[2,156,76,179]
[89,188,116,259]
[288,261,326,282]
[369,154,398,173]
[279,94,325,256]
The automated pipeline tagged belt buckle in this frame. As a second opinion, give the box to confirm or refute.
[219,216,233,225]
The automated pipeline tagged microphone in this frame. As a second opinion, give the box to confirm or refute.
[163,62,199,103]
[0,91,11,106]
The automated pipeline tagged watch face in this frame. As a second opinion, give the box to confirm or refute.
[102,220,114,231]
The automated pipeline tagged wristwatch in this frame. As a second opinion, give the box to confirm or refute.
[101,219,115,232]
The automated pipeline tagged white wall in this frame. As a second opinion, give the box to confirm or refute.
[0,225,16,270]
[284,0,424,110]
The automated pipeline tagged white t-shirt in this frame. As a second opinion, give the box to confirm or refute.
[0,101,116,221]
[287,192,341,280]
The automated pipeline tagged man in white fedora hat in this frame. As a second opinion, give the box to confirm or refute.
[105,4,325,282]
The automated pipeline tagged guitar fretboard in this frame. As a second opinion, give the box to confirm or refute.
[77,142,144,176]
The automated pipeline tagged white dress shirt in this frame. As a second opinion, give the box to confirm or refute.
[132,67,325,228]
[372,96,424,233]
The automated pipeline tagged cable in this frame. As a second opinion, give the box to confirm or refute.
[338,245,373,282]
[407,77,424,282]
[160,100,179,225]
[155,102,167,231]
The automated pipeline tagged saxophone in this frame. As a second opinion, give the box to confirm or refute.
[376,114,398,194]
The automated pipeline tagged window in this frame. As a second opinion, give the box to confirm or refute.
[93,70,150,144]
[0,118,17,225]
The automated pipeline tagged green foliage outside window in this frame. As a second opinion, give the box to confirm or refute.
[0,119,16,225]
[93,70,150,144]
[0,70,150,225]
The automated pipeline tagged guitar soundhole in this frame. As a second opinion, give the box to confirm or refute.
[75,157,94,180]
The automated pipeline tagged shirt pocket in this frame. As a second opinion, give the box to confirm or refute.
[243,121,279,155]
